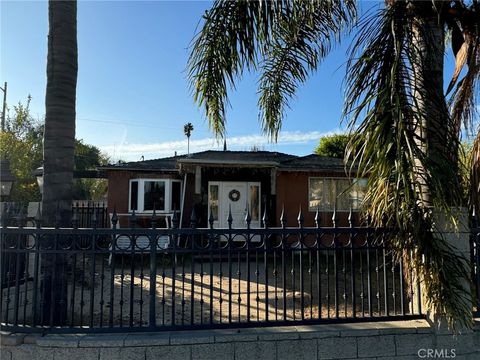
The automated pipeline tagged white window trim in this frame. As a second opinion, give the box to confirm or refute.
[129,178,181,214]
[308,177,367,212]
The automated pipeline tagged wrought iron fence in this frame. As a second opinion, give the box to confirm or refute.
[71,201,109,229]
[0,202,109,290]
[1,207,425,333]
[471,215,480,317]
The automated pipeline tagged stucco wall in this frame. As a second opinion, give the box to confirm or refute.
[106,168,362,229]
[106,170,182,228]
[276,171,361,228]
[2,320,479,360]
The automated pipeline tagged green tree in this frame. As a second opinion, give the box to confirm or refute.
[188,0,480,329]
[314,134,350,158]
[0,97,43,203]
[0,99,109,203]
[73,140,109,200]
[183,122,194,154]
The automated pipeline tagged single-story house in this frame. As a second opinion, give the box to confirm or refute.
[101,150,367,229]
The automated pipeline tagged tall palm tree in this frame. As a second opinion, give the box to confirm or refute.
[184,122,194,154]
[188,0,480,329]
[41,0,78,325]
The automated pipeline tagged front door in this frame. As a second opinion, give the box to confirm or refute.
[208,181,261,228]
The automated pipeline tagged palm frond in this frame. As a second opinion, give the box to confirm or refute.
[344,2,471,330]
[258,1,355,140]
[188,0,291,138]
[188,0,356,138]
[471,128,480,213]
[448,29,480,133]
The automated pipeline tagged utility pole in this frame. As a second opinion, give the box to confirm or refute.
[0,82,7,132]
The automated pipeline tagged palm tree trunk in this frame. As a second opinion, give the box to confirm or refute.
[41,0,77,325]
[410,2,458,207]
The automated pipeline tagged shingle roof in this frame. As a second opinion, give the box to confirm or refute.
[101,151,353,172]
[278,154,353,172]
[100,155,185,171]
[177,150,296,165]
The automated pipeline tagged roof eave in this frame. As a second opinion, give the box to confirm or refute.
[177,159,279,167]
[278,167,355,173]
[100,166,179,172]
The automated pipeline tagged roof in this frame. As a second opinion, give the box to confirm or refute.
[278,154,354,173]
[100,155,185,172]
[177,150,296,166]
[101,151,354,173]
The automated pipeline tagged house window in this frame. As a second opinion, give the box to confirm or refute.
[308,178,367,211]
[249,184,260,221]
[208,183,219,221]
[129,179,181,213]
[171,181,182,211]
[143,181,165,211]
[130,181,138,211]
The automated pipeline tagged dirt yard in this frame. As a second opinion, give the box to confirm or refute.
[2,249,411,328]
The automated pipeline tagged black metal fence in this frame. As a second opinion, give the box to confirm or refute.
[1,207,426,333]
[72,201,109,228]
[0,202,109,290]
[471,215,480,317]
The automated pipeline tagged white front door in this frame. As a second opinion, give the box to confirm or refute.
[208,181,261,228]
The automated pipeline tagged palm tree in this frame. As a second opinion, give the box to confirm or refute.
[188,0,480,329]
[184,122,194,154]
[41,0,78,325]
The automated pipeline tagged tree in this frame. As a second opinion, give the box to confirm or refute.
[0,99,108,203]
[0,97,43,203]
[41,0,78,325]
[188,0,480,329]
[43,0,77,225]
[73,140,109,200]
[314,133,350,158]
[184,122,194,154]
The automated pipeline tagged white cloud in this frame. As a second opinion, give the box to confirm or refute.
[100,130,342,161]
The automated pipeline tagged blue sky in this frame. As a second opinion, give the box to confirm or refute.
[2,1,462,162]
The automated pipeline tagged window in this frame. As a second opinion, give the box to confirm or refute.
[308,178,367,211]
[249,184,260,221]
[130,181,138,211]
[171,181,182,211]
[208,183,219,221]
[144,181,165,211]
[129,179,182,213]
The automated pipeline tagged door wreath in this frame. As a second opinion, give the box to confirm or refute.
[228,189,241,202]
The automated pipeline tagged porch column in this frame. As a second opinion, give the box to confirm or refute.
[270,168,276,195]
[195,165,201,194]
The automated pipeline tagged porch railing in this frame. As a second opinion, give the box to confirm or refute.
[1,207,426,333]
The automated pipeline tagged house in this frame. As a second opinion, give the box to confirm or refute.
[101,150,367,229]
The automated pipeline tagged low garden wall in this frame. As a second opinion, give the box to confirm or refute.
[2,319,479,360]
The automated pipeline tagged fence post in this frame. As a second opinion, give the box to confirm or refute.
[349,207,356,319]
[149,208,157,329]
[472,210,480,315]
[262,205,269,321]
